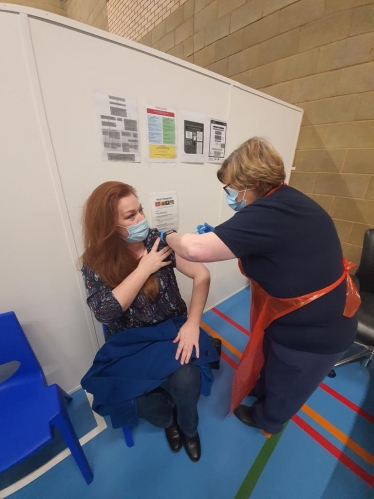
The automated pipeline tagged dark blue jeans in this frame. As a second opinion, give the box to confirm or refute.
[136,364,201,438]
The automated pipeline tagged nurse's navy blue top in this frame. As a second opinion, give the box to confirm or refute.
[214,186,357,354]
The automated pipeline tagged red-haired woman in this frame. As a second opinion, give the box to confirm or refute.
[80,181,219,462]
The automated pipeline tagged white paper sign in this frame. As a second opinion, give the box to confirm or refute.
[180,112,206,164]
[207,118,227,163]
[150,191,178,231]
[95,92,140,162]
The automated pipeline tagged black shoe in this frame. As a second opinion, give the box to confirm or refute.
[234,405,259,428]
[165,420,182,453]
[183,432,201,462]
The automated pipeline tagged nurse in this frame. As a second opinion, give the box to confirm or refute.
[161,137,359,436]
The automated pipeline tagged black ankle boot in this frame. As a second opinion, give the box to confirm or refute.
[165,419,182,453]
[183,432,201,462]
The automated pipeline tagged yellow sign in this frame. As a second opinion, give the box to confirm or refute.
[149,145,176,159]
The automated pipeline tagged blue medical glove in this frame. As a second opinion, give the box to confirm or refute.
[196,222,215,234]
[159,230,167,244]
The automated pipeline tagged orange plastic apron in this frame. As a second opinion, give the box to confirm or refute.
[229,187,361,415]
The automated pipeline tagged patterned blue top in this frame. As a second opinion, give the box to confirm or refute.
[82,228,187,338]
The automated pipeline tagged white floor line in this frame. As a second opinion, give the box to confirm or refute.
[1,392,107,499]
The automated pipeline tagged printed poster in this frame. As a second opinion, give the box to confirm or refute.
[95,92,140,162]
[207,119,227,163]
[150,191,178,231]
[146,106,177,162]
[180,112,206,164]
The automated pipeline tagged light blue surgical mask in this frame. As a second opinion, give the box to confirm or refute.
[225,187,247,212]
[118,219,149,243]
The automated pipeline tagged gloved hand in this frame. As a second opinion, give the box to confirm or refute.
[159,230,166,244]
[196,222,214,234]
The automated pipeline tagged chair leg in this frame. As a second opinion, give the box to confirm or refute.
[334,342,371,368]
[57,385,73,404]
[361,350,374,368]
[122,425,134,447]
[52,407,93,484]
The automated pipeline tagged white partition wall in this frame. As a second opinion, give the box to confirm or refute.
[0,5,303,392]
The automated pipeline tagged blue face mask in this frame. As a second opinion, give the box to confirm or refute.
[225,187,247,212]
[118,219,149,243]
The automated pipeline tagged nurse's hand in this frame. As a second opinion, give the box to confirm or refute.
[196,222,214,234]
[173,321,200,364]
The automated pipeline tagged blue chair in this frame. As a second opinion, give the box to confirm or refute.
[0,311,93,484]
[101,324,134,447]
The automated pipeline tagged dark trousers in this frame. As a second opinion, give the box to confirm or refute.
[136,364,201,438]
[251,336,345,434]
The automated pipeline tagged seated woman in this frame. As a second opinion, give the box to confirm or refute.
[80,181,219,462]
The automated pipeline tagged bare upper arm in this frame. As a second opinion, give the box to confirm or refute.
[182,232,236,263]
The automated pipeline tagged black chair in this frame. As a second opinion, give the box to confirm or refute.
[335,228,374,369]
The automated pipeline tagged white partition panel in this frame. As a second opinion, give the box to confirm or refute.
[0,10,97,392]
[0,5,302,390]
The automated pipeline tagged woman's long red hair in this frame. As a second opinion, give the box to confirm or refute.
[81,181,158,300]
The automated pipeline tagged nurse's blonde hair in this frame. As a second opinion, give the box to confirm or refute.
[217,137,286,197]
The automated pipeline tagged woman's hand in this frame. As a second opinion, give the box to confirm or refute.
[138,238,172,275]
[173,321,200,365]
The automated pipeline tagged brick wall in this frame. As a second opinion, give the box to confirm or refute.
[4,0,67,17]
[137,0,374,263]
[65,0,108,30]
[107,0,185,41]
[5,0,108,30]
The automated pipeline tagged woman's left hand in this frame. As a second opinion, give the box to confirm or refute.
[173,321,200,365]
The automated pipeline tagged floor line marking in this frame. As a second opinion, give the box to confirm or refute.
[320,382,374,424]
[211,307,250,336]
[301,404,374,466]
[293,415,374,487]
[205,318,374,487]
[200,321,242,360]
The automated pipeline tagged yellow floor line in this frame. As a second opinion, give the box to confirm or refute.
[302,404,374,466]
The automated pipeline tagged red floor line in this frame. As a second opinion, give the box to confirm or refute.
[221,350,239,370]
[292,415,374,487]
[221,351,374,485]
[320,383,374,425]
[212,316,374,424]
[211,307,250,336]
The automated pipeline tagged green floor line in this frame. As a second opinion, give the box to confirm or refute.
[234,424,288,499]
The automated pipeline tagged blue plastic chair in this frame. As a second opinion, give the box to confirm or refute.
[0,311,93,484]
[101,324,134,447]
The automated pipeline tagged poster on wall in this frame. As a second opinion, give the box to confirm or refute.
[95,92,140,162]
[150,191,178,231]
[180,112,206,163]
[207,119,227,163]
[146,106,177,162]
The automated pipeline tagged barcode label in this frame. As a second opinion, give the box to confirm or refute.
[214,151,222,157]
